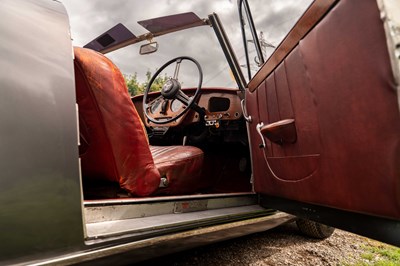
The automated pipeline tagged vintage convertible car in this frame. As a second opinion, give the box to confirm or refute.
[1,0,399,264]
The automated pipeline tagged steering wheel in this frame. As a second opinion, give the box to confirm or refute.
[143,56,203,124]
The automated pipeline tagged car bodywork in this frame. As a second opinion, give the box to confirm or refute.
[0,0,399,265]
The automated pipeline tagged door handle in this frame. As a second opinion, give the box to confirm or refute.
[257,119,297,146]
[256,122,266,148]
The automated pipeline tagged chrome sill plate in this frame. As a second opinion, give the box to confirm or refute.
[84,192,255,206]
[85,194,258,223]
[84,194,265,244]
[86,205,270,240]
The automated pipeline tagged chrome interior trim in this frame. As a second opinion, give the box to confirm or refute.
[240,99,252,122]
[84,192,256,207]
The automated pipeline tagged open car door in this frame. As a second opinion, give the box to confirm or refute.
[245,0,400,245]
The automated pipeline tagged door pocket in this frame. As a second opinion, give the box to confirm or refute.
[263,154,320,182]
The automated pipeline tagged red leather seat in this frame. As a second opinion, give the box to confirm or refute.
[73,47,204,197]
[150,146,203,195]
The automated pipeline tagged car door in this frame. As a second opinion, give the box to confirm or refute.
[244,0,400,245]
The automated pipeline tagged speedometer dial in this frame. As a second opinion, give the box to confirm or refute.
[150,99,162,114]
[170,99,184,112]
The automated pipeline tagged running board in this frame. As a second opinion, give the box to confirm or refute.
[38,212,295,265]
[84,194,274,243]
[86,205,273,242]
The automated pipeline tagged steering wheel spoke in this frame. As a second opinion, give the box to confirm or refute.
[173,59,182,80]
[176,90,191,106]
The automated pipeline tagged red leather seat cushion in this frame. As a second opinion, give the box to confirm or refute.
[151,146,204,195]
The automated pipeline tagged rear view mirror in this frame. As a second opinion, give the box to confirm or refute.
[139,42,159,55]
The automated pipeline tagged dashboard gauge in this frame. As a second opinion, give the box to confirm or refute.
[170,99,184,112]
[150,99,162,114]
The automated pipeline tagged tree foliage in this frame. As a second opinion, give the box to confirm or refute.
[124,70,169,96]
[124,73,142,96]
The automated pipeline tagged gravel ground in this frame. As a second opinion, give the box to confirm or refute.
[138,222,370,265]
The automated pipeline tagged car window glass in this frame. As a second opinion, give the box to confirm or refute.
[107,26,236,89]
[239,0,313,82]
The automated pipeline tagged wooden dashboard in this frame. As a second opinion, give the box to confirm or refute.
[132,87,243,128]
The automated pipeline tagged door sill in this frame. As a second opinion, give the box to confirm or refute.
[84,194,272,244]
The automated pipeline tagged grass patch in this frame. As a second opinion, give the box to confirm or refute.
[360,252,374,261]
[350,241,400,266]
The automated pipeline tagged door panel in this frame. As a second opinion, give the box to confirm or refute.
[254,47,322,182]
[247,0,400,220]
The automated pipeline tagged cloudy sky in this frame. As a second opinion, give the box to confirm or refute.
[63,0,311,87]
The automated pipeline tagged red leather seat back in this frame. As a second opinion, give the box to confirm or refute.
[74,47,160,196]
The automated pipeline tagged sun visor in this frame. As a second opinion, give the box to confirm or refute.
[83,13,208,54]
[84,23,137,53]
[138,12,207,34]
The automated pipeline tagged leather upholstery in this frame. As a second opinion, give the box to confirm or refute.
[247,0,400,219]
[151,146,204,195]
[74,47,204,196]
